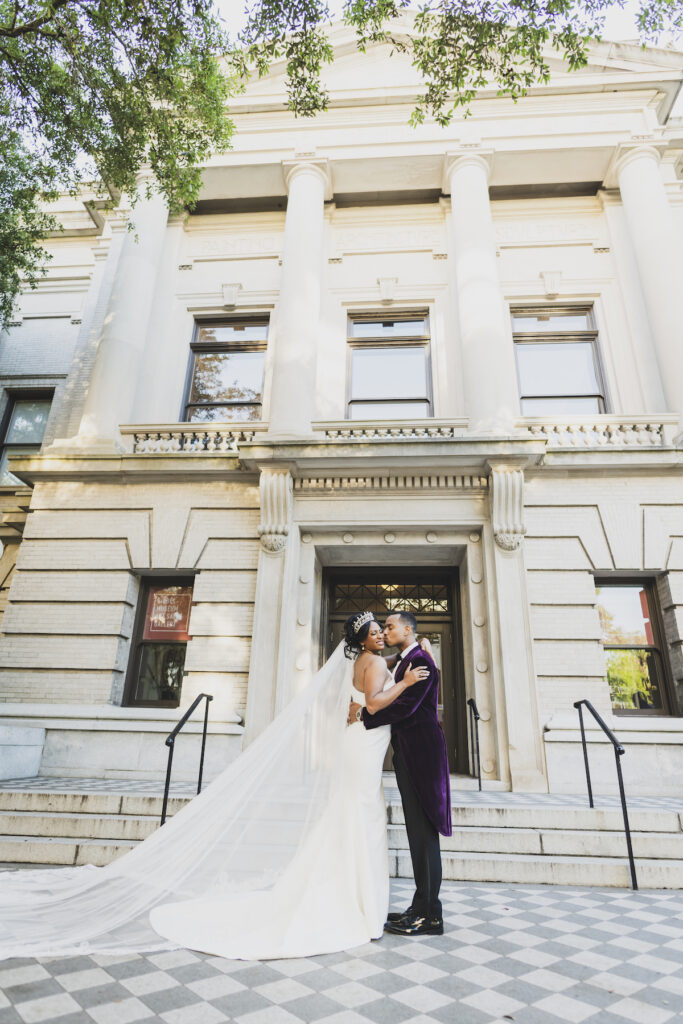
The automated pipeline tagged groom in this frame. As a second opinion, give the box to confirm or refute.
[349,610,452,936]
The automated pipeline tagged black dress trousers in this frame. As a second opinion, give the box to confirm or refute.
[393,742,443,919]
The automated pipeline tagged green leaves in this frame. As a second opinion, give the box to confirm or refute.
[0,0,234,330]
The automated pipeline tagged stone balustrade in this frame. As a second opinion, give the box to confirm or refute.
[520,416,678,448]
[121,424,266,454]
[315,419,469,441]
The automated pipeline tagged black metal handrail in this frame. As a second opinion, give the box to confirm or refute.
[573,699,637,890]
[160,693,213,825]
[467,697,482,791]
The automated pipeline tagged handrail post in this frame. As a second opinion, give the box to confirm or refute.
[577,702,594,809]
[197,695,212,795]
[615,749,638,890]
[467,698,482,791]
[573,698,637,890]
[160,739,174,826]
[159,693,213,825]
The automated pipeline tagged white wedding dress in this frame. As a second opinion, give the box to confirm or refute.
[0,643,392,960]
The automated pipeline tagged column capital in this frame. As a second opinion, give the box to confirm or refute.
[443,149,494,192]
[282,157,332,199]
[605,138,667,188]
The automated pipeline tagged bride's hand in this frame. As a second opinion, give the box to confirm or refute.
[419,636,433,655]
[403,665,430,688]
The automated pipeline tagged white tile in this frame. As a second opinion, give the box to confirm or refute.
[0,965,50,989]
[235,1008,306,1024]
[450,944,501,964]
[498,930,544,948]
[508,948,561,968]
[653,976,683,996]
[268,959,322,977]
[87,996,154,1024]
[520,969,575,992]
[605,998,674,1024]
[608,937,656,953]
[391,986,453,1013]
[254,979,314,1004]
[324,982,382,1008]
[390,962,447,984]
[586,972,645,997]
[456,964,510,988]
[315,1014,376,1024]
[147,950,201,969]
[331,959,383,981]
[15,993,81,1024]
[162,1003,228,1024]
[187,975,248,1000]
[461,990,525,1018]
[56,967,114,993]
[121,971,180,996]
[627,954,681,975]
[569,951,621,971]
[533,993,599,1022]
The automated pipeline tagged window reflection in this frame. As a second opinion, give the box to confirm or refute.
[596,583,667,714]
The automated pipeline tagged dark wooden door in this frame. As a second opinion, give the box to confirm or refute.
[325,570,467,773]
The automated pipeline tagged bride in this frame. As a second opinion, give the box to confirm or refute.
[0,610,428,960]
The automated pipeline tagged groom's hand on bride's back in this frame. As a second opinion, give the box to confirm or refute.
[348,700,362,725]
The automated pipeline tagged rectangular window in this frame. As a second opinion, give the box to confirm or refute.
[347,314,432,420]
[512,307,607,415]
[595,580,672,715]
[183,321,267,423]
[0,392,53,485]
[125,579,194,707]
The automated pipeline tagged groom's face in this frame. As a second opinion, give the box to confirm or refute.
[384,614,410,648]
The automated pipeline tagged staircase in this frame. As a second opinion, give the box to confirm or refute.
[1,778,683,888]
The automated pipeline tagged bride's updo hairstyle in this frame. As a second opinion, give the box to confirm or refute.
[343,610,379,660]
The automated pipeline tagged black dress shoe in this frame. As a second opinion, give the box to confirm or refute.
[386,908,413,923]
[384,913,444,936]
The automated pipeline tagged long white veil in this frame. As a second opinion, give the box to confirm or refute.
[0,642,351,958]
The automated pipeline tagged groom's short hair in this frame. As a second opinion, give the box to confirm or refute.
[391,609,417,634]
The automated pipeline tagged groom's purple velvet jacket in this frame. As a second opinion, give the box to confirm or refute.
[362,648,452,837]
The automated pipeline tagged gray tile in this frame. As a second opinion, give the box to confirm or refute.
[4,979,62,1005]
[137,986,201,1015]
[275,993,341,1022]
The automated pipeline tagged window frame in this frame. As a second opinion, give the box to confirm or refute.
[345,311,434,420]
[511,304,609,415]
[0,388,54,488]
[123,575,196,709]
[595,576,676,717]
[181,318,268,423]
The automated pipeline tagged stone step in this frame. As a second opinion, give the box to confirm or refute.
[0,834,137,868]
[389,802,683,834]
[388,824,683,859]
[393,850,683,889]
[0,810,160,842]
[0,790,190,817]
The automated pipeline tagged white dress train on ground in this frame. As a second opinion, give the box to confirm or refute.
[0,644,392,960]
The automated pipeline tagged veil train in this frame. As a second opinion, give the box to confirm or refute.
[0,642,351,959]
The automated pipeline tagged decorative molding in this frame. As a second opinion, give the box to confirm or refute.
[294,474,488,494]
[489,464,526,551]
[332,225,442,259]
[124,425,265,453]
[540,270,562,299]
[317,420,469,441]
[378,277,398,304]
[221,282,242,309]
[282,157,332,200]
[443,149,494,192]
[258,469,293,553]
[522,418,669,448]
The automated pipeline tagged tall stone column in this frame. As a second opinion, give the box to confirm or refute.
[445,152,518,433]
[616,145,683,430]
[76,180,169,448]
[488,462,547,791]
[266,159,330,438]
[243,467,295,745]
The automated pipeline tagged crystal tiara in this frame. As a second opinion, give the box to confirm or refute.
[353,610,374,634]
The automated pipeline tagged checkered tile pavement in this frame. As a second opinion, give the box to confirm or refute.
[2,880,683,1023]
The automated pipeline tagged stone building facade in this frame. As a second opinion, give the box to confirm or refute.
[1,29,683,794]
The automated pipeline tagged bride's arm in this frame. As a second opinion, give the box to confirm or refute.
[364,660,429,715]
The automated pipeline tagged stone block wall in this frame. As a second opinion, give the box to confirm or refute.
[0,477,259,719]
